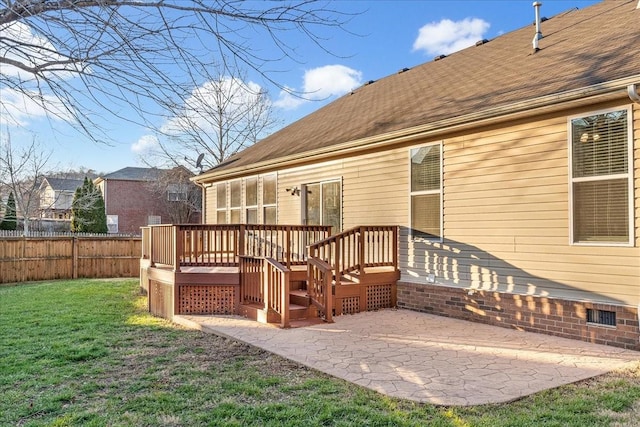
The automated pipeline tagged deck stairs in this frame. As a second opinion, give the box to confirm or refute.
[142,224,398,328]
[239,264,399,328]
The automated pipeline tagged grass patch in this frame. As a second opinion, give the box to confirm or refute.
[1,279,639,426]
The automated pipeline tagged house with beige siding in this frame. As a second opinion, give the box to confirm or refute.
[144,0,640,350]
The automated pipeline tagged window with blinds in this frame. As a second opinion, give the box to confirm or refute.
[214,175,277,225]
[262,174,277,224]
[410,143,442,239]
[229,180,242,223]
[216,183,227,224]
[570,108,631,244]
[245,177,258,224]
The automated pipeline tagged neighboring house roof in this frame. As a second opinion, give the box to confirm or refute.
[40,177,83,192]
[197,0,640,181]
[96,166,195,184]
[96,167,169,182]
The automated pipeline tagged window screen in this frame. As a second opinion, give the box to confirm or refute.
[410,144,441,239]
[570,109,630,244]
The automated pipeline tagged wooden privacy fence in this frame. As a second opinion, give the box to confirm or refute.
[0,236,141,284]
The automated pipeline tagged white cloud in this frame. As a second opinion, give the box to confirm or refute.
[274,65,363,110]
[131,134,159,154]
[0,21,81,79]
[413,18,490,56]
[273,87,307,110]
[0,21,80,128]
[0,88,72,127]
[161,77,267,136]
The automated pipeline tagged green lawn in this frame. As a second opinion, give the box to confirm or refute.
[1,279,639,426]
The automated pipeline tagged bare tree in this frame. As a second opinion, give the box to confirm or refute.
[145,66,281,169]
[0,1,351,145]
[0,133,52,235]
[144,167,201,224]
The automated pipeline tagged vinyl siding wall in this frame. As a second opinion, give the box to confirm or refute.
[203,100,640,307]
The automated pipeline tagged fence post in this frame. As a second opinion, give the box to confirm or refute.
[72,237,78,279]
[20,236,26,283]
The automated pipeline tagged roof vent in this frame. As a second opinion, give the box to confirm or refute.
[398,67,410,74]
[475,39,490,46]
[532,1,543,53]
[434,54,447,61]
[364,80,375,86]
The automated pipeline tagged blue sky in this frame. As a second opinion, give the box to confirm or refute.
[2,0,600,175]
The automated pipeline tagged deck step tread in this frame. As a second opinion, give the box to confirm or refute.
[289,303,308,311]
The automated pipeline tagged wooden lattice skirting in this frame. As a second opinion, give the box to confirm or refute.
[367,284,392,311]
[341,296,360,314]
[178,284,236,315]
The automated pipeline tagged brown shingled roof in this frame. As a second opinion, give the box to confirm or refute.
[205,0,640,177]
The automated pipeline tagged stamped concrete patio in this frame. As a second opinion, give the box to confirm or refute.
[174,308,640,406]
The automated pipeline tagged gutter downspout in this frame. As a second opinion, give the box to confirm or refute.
[628,83,640,104]
[630,81,639,300]
[630,82,640,333]
[193,182,207,224]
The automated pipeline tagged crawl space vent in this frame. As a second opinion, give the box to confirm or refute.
[586,309,616,326]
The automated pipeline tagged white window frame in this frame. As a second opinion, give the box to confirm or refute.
[245,176,258,224]
[167,183,188,202]
[215,175,278,225]
[301,178,343,233]
[215,183,227,224]
[568,105,634,247]
[229,179,242,223]
[261,174,278,224]
[106,215,119,234]
[408,142,443,242]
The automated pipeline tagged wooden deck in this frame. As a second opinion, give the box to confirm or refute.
[140,224,399,327]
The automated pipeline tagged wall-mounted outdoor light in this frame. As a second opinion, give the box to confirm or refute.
[286,187,300,196]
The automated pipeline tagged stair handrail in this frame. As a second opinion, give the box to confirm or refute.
[307,225,398,280]
[307,256,333,323]
[239,255,291,328]
[264,257,291,328]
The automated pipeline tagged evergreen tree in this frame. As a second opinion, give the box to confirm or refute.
[90,181,108,234]
[70,178,87,232]
[0,192,17,231]
[71,178,108,233]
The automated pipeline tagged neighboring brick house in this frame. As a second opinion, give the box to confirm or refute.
[39,177,83,219]
[95,167,201,234]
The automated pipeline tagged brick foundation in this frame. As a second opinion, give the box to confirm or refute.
[397,282,640,351]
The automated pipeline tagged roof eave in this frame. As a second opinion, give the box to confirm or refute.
[193,75,640,185]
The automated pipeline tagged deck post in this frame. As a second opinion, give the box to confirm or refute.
[285,227,291,269]
[324,266,333,323]
[281,268,290,328]
[148,227,155,267]
[238,224,246,259]
[392,226,398,270]
[173,225,181,272]
[262,258,269,312]
[334,233,341,280]
[358,226,366,281]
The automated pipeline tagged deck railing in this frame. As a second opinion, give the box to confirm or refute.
[144,224,331,271]
[264,258,290,328]
[307,257,333,323]
[308,226,398,281]
[149,224,179,269]
[239,255,290,328]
